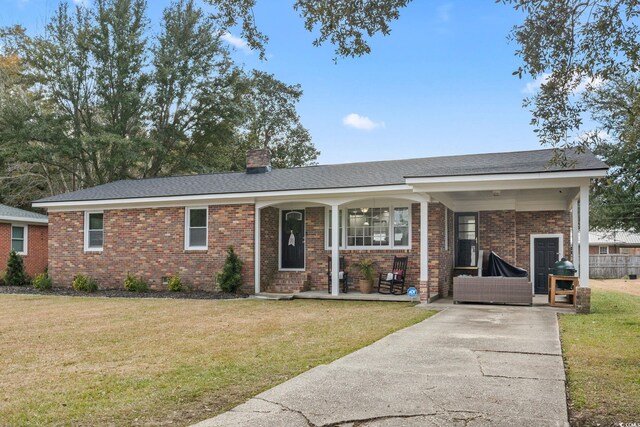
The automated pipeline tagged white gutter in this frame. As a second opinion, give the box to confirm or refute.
[0,215,48,224]
[33,184,414,209]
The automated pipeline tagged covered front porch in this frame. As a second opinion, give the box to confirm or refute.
[251,169,599,304]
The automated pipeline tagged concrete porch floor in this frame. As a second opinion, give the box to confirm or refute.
[254,292,576,311]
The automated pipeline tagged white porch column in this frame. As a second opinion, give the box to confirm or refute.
[254,205,261,294]
[571,198,580,272]
[420,201,429,283]
[579,185,590,287]
[331,205,340,296]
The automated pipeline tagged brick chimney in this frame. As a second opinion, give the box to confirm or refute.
[246,148,272,174]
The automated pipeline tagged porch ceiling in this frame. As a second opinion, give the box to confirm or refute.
[430,187,579,212]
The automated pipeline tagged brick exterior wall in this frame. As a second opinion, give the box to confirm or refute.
[260,207,279,289]
[45,200,572,299]
[515,210,571,273]
[0,222,48,278]
[478,210,517,265]
[48,205,254,292]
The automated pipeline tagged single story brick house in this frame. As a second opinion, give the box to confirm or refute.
[0,203,48,277]
[33,148,607,302]
[589,230,640,255]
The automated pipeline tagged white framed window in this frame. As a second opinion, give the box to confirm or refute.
[84,211,104,252]
[185,207,208,250]
[11,225,27,255]
[599,246,609,255]
[326,205,411,250]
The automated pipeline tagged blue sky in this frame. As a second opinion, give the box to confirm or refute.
[1,0,545,165]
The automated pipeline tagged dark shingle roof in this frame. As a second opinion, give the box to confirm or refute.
[0,203,48,222]
[35,148,607,204]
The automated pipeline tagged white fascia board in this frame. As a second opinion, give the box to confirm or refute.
[411,176,593,193]
[405,169,607,185]
[34,184,413,211]
[0,216,48,224]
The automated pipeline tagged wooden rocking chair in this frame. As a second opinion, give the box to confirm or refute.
[327,256,349,293]
[377,256,408,295]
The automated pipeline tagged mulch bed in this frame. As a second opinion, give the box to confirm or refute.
[0,286,247,300]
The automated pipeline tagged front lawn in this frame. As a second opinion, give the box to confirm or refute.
[560,289,640,426]
[0,295,434,426]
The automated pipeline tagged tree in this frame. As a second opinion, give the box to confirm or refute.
[499,0,640,164]
[206,0,412,60]
[586,75,640,232]
[238,70,319,168]
[217,246,243,293]
[499,0,640,231]
[5,250,28,286]
[0,0,318,206]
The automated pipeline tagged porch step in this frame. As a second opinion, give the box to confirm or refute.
[265,271,308,293]
[253,293,294,301]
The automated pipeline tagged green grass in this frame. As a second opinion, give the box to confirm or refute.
[559,290,640,426]
[0,295,434,426]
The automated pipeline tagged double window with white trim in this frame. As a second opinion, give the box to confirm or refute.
[326,205,411,249]
[185,207,208,250]
[11,225,27,255]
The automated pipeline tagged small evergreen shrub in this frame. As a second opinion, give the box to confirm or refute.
[33,273,53,290]
[0,271,5,286]
[167,273,183,292]
[217,246,243,293]
[73,274,98,292]
[124,273,149,292]
[5,250,28,286]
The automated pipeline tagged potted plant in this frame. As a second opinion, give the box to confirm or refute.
[354,258,376,294]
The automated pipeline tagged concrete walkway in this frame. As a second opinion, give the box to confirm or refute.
[194,305,569,427]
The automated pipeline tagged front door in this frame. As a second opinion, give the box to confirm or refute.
[281,210,305,269]
[533,237,559,294]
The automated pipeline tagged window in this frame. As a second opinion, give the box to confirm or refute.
[599,246,609,255]
[326,205,410,249]
[11,225,26,255]
[455,212,478,267]
[185,207,208,250]
[84,212,104,251]
[348,207,390,247]
[393,207,410,246]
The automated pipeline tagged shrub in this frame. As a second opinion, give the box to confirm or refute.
[124,273,149,292]
[167,273,183,292]
[73,274,98,292]
[217,246,243,293]
[5,250,28,286]
[0,271,5,286]
[33,273,53,290]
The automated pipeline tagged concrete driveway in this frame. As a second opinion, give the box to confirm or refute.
[194,304,569,427]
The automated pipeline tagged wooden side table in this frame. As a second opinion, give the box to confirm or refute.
[548,274,579,307]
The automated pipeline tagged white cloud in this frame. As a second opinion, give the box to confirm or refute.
[437,3,453,22]
[522,73,604,95]
[522,73,551,94]
[72,0,90,6]
[342,113,385,131]
[220,32,252,54]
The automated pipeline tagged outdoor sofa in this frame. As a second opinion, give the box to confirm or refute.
[453,276,532,306]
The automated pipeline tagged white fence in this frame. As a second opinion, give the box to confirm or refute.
[590,255,640,279]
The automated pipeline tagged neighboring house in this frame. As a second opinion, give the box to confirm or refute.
[0,204,48,277]
[33,148,607,302]
[589,231,640,256]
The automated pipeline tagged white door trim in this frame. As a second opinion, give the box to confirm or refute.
[530,233,564,294]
